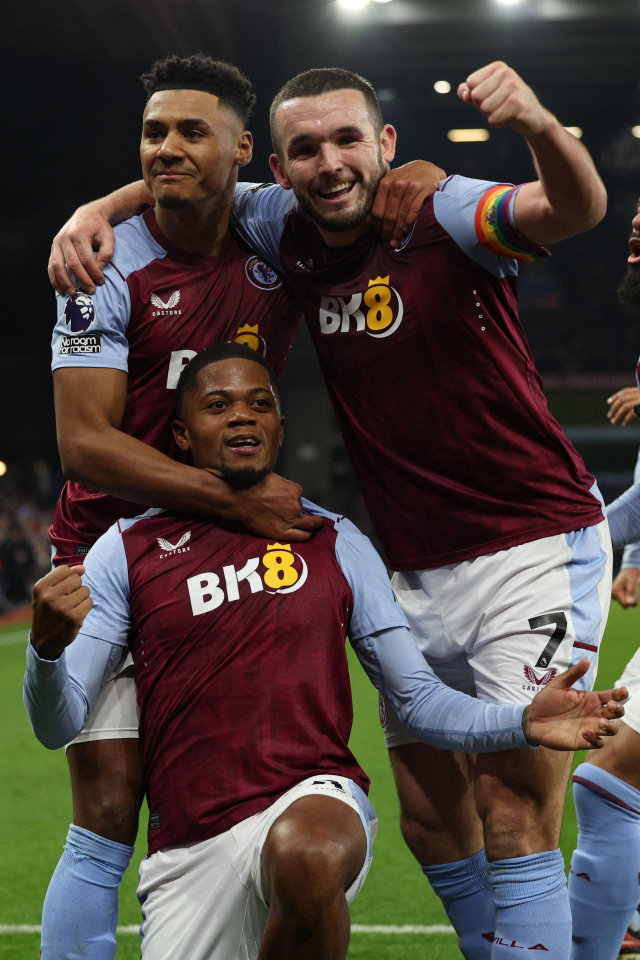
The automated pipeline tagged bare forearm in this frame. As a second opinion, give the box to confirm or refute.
[518,114,607,243]
[94,181,153,226]
[61,426,237,517]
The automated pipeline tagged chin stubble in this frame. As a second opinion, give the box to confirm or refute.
[299,155,387,234]
[156,196,191,211]
[219,462,270,491]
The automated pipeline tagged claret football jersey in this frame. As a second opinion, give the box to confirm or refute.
[74,501,409,853]
[232,177,603,570]
[50,205,300,555]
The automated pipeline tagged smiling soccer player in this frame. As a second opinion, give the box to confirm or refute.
[25,345,625,960]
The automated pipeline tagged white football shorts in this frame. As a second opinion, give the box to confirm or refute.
[382,519,612,749]
[137,774,378,960]
[616,647,640,736]
[65,652,139,749]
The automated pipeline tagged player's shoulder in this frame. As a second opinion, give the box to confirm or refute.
[233,181,298,223]
[110,212,167,282]
[301,500,377,556]
[437,174,514,198]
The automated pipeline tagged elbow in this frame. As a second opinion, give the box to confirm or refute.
[58,435,96,484]
[575,185,608,233]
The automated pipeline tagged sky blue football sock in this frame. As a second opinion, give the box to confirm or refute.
[569,763,640,960]
[41,824,135,960]
[422,849,494,960]
[487,849,570,960]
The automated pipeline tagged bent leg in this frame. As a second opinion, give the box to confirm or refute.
[569,718,640,960]
[41,667,142,960]
[258,794,367,960]
[390,742,493,960]
[476,747,573,960]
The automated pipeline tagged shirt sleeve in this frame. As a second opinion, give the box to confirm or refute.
[607,481,640,551]
[333,516,411,640]
[621,445,640,568]
[22,523,132,750]
[352,625,531,752]
[51,261,131,373]
[231,182,298,272]
[78,523,132,646]
[23,633,125,750]
[432,175,550,279]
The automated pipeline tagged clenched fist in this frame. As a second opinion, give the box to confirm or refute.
[31,565,93,661]
[458,61,551,138]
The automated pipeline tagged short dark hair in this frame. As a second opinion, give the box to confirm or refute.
[141,54,256,127]
[270,67,383,155]
[174,342,281,420]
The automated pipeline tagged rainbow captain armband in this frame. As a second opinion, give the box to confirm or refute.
[474,184,549,262]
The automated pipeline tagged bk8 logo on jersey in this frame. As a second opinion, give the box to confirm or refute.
[319,275,404,340]
[187,542,308,615]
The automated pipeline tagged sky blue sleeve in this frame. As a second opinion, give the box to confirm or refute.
[231,182,297,272]
[621,446,640,568]
[51,261,131,373]
[79,523,132,646]
[333,515,411,640]
[607,481,640,551]
[353,626,530,752]
[23,523,131,749]
[23,633,124,750]
[432,175,549,279]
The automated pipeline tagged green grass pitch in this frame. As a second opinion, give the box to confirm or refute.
[1,602,638,960]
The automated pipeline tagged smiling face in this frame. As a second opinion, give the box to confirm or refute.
[140,89,252,210]
[173,358,283,489]
[618,200,640,305]
[269,89,396,242]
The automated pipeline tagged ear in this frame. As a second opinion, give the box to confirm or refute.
[380,124,397,165]
[269,153,293,191]
[278,415,285,448]
[236,131,253,168]
[172,419,191,451]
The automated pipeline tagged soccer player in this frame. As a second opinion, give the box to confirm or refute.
[25,344,626,960]
[567,201,640,960]
[43,54,443,960]
[48,61,610,960]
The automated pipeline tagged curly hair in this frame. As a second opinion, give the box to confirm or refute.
[141,54,256,127]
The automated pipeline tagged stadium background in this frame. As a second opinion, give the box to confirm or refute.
[2,0,640,956]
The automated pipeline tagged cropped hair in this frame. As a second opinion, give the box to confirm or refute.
[174,343,281,419]
[141,54,256,127]
[270,67,383,155]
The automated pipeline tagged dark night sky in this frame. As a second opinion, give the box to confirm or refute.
[3,0,640,467]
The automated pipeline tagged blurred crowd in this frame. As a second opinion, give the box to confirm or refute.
[0,492,53,612]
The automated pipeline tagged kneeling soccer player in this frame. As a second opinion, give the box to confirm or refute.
[25,345,625,960]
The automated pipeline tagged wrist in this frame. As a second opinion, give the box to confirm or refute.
[30,634,65,663]
[522,705,535,744]
[523,108,559,142]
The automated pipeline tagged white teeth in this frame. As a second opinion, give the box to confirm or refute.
[322,182,353,195]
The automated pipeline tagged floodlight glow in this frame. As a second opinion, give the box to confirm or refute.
[447,129,490,142]
[564,126,583,139]
[495,0,525,5]
[632,126,640,139]
[0,462,7,477]
[338,0,368,8]
[371,0,394,3]
[434,80,451,94]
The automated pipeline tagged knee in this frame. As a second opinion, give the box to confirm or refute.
[75,789,141,845]
[265,824,351,925]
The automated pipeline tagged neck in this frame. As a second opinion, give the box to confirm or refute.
[153,176,236,257]
[317,220,371,248]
